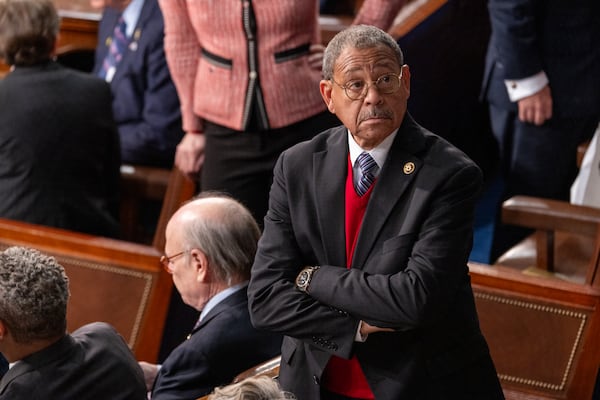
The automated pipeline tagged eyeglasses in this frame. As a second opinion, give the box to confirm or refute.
[332,72,402,101]
[160,250,187,273]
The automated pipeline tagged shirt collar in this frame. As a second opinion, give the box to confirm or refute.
[121,0,144,38]
[199,281,248,322]
[348,128,399,172]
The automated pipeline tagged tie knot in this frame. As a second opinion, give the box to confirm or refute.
[355,152,377,196]
[357,152,377,176]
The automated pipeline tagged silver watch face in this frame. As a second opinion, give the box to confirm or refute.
[298,271,310,287]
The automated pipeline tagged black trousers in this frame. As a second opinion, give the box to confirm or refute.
[201,111,339,226]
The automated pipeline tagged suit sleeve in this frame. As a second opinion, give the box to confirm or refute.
[307,163,482,330]
[158,0,203,133]
[487,0,542,79]
[248,152,359,359]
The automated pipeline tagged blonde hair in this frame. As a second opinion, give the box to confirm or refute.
[208,376,295,400]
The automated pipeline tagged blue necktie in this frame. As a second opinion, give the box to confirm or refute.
[356,152,377,196]
[100,15,128,81]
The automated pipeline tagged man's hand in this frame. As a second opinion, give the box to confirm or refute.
[138,361,159,392]
[174,132,206,179]
[360,321,394,337]
[518,85,552,126]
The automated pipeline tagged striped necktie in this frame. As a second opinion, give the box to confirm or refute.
[99,15,128,82]
[355,152,377,196]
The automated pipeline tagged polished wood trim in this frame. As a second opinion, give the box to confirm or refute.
[389,0,448,39]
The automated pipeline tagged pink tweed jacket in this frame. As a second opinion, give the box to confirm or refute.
[158,0,406,133]
[158,0,324,133]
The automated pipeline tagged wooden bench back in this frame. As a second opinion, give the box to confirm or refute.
[0,218,172,362]
[470,262,600,399]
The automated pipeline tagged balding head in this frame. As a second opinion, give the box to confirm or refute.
[166,193,261,285]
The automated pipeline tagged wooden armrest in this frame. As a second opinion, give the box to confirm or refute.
[232,355,281,383]
[502,195,600,237]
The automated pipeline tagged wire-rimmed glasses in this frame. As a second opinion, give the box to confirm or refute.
[160,250,187,273]
[332,72,402,100]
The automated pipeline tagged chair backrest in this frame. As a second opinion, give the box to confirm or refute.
[470,262,600,399]
[0,218,172,362]
[496,195,600,286]
[152,167,197,251]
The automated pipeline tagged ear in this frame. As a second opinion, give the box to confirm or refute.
[401,64,411,98]
[319,79,336,114]
[190,249,210,283]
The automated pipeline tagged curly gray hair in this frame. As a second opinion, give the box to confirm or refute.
[208,375,295,400]
[0,246,69,343]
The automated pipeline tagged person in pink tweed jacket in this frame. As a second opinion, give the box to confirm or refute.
[157,0,405,225]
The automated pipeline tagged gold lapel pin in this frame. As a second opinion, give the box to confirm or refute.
[105,36,112,47]
[403,162,415,175]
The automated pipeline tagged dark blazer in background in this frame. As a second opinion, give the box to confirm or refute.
[93,0,183,167]
[398,0,498,181]
[152,288,282,400]
[0,61,120,237]
[482,0,600,119]
[248,118,503,400]
[0,322,146,400]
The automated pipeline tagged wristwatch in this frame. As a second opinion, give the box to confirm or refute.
[295,266,320,292]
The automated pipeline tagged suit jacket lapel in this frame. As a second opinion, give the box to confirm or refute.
[314,126,348,266]
[352,114,426,268]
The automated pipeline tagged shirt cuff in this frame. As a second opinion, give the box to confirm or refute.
[504,71,549,102]
[355,321,368,342]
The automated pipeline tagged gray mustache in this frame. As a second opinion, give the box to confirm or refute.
[359,109,393,120]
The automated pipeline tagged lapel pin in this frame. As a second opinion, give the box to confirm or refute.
[403,162,415,175]
[105,36,112,47]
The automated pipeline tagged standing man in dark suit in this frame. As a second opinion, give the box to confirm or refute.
[482,0,600,258]
[0,0,120,238]
[139,193,282,400]
[248,25,504,400]
[0,246,147,400]
[92,0,183,168]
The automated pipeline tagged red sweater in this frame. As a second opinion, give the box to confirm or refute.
[321,157,375,399]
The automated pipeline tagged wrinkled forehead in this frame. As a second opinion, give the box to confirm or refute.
[334,45,401,77]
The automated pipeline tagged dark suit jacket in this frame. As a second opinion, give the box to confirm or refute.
[152,287,282,400]
[0,322,146,399]
[93,0,183,167]
[482,0,600,118]
[0,61,121,237]
[248,116,504,400]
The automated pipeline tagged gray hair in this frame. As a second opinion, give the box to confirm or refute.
[322,24,404,80]
[209,375,295,400]
[182,193,261,285]
[0,246,69,343]
[0,0,60,66]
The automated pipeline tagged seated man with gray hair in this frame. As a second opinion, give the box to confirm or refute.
[0,246,147,399]
[139,193,282,399]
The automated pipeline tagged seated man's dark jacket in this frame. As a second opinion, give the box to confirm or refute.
[0,322,146,399]
[0,61,120,237]
[152,287,282,400]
